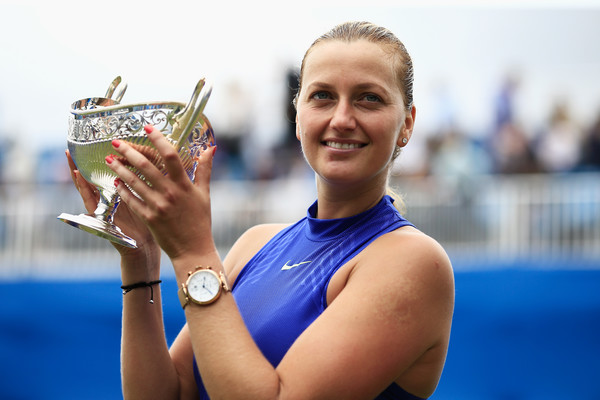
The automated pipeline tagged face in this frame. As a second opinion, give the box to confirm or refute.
[296,40,415,190]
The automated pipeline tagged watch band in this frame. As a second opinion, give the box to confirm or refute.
[178,284,190,309]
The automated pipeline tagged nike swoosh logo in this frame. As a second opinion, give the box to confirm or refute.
[281,260,312,271]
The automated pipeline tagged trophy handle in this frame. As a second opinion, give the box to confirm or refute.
[104,76,122,98]
[104,76,128,103]
[171,78,213,148]
[114,82,128,103]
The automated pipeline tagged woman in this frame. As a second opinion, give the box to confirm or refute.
[69,21,454,400]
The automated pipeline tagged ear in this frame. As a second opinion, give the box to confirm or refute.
[397,105,417,147]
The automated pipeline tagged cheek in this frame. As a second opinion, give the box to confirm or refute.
[296,119,318,147]
[295,109,307,140]
[296,105,328,134]
[298,133,314,158]
[371,121,403,160]
[297,135,318,171]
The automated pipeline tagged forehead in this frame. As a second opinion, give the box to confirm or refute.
[302,40,398,89]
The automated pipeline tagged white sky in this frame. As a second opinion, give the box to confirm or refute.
[1,0,600,153]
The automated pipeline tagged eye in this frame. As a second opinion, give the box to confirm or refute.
[362,93,382,103]
[311,91,331,100]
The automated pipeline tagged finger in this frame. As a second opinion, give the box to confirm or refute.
[66,150,99,209]
[193,145,216,188]
[105,151,156,201]
[66,149,76,172]
[74,170,100,213]
[143,124,188,183]
[65,150,79,188]
[113,176,147,217]
[108,132,169,193]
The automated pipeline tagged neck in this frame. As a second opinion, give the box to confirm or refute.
[315,181,387,219]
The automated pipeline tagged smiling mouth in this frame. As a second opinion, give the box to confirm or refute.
[323,141,365,150]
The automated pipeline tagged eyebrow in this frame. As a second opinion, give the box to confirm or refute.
[305,81,392,95]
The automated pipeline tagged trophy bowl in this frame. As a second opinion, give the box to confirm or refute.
[58,77,215,248]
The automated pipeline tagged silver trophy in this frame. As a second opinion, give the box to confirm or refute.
[58,76,215,248]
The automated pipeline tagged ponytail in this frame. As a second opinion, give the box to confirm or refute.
[386,186,406,215]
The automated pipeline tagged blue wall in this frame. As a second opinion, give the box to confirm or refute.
[1,267,599,399]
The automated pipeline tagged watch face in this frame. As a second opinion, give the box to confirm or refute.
[187,269,222,304]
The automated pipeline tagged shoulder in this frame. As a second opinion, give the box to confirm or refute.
[368,226,453,279]
[351,226,454,323]
[223,223,290,282]
[381,226,452,291]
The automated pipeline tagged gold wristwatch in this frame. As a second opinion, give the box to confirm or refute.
[178,266,230,308]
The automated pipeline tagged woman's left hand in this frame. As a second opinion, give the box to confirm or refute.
[106,124,217,261]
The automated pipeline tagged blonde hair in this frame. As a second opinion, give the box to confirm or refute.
[297,21,413,213]
[386,186,407,215]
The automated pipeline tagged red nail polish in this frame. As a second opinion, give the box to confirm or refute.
[144,125,153,134]
[212,146,217,156]
[114,178,121,187]
[112,140,120,148]
[105,155,114,164]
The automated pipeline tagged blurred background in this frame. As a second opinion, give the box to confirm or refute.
[1,0,599,399]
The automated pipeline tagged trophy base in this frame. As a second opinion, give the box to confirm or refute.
[58,213,137,248]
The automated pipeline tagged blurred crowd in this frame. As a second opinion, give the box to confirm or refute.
[423,76,600,179]
[1,71,600,188]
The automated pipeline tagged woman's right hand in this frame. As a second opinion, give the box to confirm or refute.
[65,150,161,266]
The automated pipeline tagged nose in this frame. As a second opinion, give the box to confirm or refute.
[330,100,357,132]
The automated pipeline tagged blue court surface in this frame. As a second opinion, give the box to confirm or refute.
[1,264,599,399]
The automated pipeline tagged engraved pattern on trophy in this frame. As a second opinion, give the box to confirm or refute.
[58,77,215,248]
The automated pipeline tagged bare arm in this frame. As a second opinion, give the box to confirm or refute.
[66,151,188,399]
[167,223,288,399]
[119,251,190,400]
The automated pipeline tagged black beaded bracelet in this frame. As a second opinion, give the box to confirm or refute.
[121,280,162,304]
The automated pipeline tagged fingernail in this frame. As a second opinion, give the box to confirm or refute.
[212,146,217,156]
[105,155,114,164]
[112,140,120,148]
[114,178,121,187]
[144,125,153,134]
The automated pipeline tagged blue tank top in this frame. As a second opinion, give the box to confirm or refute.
[193,196,425,400]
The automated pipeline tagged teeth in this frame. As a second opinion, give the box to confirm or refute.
[325,141,361,149]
